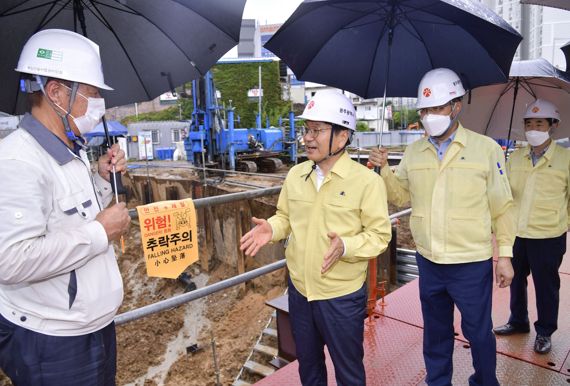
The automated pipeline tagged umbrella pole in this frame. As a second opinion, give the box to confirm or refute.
[379,82,388,147]
[373,25,394,173]
[102,116,126,195]
[102,116,126,253]
[373,83,389,173]
[378,25,394,149]
[505,78,520,158]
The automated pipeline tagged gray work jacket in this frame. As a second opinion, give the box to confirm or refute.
[0,114,123,336]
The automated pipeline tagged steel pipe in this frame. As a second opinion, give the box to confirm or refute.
[115,259,287,325]
[128,186,282,218]
[390,208,412,221]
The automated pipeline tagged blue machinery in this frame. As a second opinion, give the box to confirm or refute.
[184,72,297,173]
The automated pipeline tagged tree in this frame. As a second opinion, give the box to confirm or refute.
[212,61,289,128]
[121,62,290,128]
[356,121,369,132]
[392,108,420,130]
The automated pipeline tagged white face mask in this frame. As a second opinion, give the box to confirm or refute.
[54,84,106,136]
[421,113,451,137]
[70,95,106,135]
[525,130,550,147]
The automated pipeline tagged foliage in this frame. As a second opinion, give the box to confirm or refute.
[264,104,292,127]
[212,61,290,128]
[392,108,420,130]
[121,98,193,125]
[356,121,369,132]
[121,62,290,127]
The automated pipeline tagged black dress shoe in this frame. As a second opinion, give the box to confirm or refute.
[534,335,552,354]
[493,323,530,336]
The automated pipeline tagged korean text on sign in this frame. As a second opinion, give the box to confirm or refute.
[136,198,198,278]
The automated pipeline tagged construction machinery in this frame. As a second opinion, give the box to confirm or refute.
[184,71,297,173]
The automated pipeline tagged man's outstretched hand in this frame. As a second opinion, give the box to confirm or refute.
[239,217,272,256]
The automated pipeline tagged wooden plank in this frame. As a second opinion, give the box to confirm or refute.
[263,328,277,338]
[254,343,278,357]
[236,209,246,275]
[244,360,275,377]
[232,381,251,386]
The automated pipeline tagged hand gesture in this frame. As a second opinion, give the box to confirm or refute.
[321,232,344,274]
[240,217,272,256]
[369,147,388,169]
[98,143,127,182]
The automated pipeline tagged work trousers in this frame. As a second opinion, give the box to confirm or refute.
[288,279,367,386]
[508,233,566,336]
[416,253,498,386]
[0,313,116,386]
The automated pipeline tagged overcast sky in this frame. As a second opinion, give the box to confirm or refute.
[242,0,303,24]
[223,0,303,58]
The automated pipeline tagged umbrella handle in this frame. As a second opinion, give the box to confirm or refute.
[110,171,126,195]
[101,116,127,195]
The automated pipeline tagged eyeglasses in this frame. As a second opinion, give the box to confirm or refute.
[302,125,331,138]
[417,103,452,116]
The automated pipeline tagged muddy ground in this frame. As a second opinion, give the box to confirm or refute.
[115,241,287,386]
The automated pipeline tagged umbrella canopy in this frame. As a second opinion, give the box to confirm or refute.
[460,58,570,141]
[84,120,127,139]
[0,0,246,115]
[520,0,570,11]
[264,0,522,99]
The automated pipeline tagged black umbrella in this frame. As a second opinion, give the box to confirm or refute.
[0,0,246,115]
[1,0,245,195]
[265,0,522,100]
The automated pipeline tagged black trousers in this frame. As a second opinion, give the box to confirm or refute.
[508,233,566,337]
[288,280,367,386]
[0,313,116,386]
[416,253,498,386]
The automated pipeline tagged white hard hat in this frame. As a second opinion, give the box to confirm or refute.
[299,90,356,131]
[15,29,112,90]
[524,99,561,122]
[416,68,465,109]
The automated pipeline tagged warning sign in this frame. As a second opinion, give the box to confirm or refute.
[136,198,198,278]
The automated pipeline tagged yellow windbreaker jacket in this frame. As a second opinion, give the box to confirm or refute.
[507,142,570,239]
[381,125,515,263]
[268,152,392,301]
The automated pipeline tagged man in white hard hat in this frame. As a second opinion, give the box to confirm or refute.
[493,99,569,354]
[0,29,130,385]
[369,68,515,386]
[240,90,391,386]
